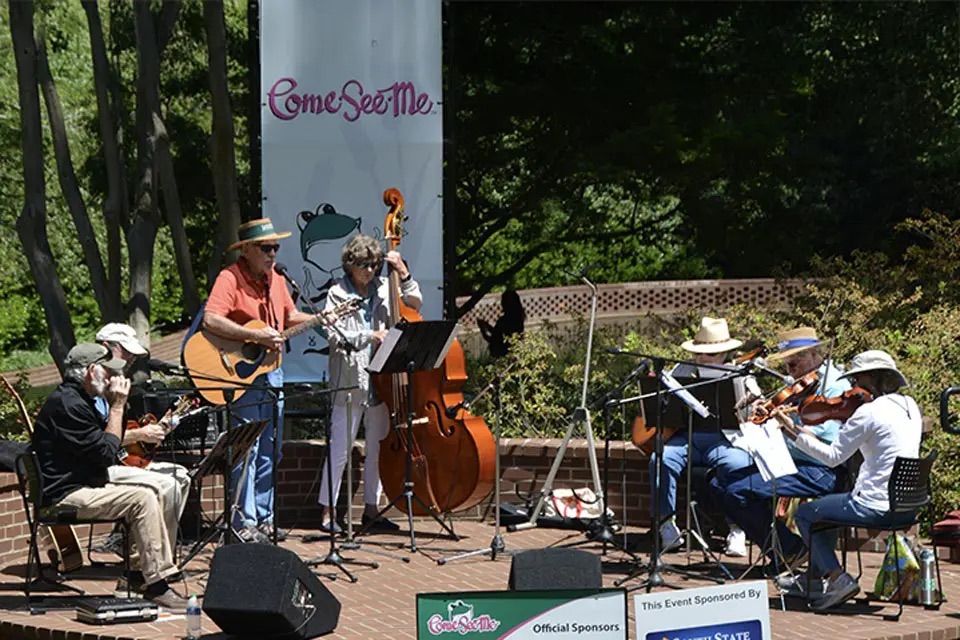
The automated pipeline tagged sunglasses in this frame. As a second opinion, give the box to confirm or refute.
[257,244,280,254]
[353,260,381,270]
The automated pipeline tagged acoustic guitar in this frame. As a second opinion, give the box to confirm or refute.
[118,395,202,468]
[630,416,681,456]
[0,374,83,573]
[182,299,361,404]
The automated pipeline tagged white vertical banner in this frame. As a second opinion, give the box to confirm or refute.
[260,0,443,382]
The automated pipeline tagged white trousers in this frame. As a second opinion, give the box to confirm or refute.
[108,461,191,549]
[318,397,390,509]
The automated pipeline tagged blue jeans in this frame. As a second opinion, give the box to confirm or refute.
[713,462,836,556]
[795,492,915,577]
[649,431,753,520]
[230,369,285,529]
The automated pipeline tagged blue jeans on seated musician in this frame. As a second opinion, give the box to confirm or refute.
[230,369,285,531]
[650,431,753,521]
[712,462,836,557]
[793,492,915,577]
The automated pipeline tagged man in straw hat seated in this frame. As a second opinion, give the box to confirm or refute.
[203,218,321,543]
[650,317,755,555]
[710,326,849,581]
[775,350,920,610]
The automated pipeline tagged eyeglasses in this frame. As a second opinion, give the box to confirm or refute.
[258,244,280,254]
[353,260,381,271]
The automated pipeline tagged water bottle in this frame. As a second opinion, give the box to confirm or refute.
[919,548,937,606]
[186,594,202,639]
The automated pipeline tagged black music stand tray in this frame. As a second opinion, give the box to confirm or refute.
[177,419,267,569]
[355,319,459,553]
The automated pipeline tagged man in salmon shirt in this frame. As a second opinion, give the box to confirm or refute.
[204,218,318,543]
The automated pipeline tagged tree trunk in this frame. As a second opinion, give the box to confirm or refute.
[36,29,116,321]
[82,0,125,320]
[9,0,75,370]
[204,0,242,285]
[155,119,200,314]
[128,0,165,346]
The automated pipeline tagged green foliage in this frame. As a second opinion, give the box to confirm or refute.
[0,374,42,442]
[463,210,960,529]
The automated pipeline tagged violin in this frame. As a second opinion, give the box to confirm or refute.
[750,371,821,424]
[798,387,874,425]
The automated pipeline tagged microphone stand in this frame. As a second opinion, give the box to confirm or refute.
[438,360,517,565]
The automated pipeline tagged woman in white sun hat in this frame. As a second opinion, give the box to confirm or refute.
[777,349,921,611]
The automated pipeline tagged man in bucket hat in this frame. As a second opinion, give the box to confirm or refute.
[710,326,849,594]
[777,350,921,610]
[31,344,186,611]
[203,218,319,543]
[650,317,755,555]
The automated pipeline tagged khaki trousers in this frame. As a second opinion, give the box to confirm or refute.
[108,462,191,549]
[57,484,178,586]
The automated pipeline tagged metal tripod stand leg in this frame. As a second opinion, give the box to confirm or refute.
[355,366,459,554]
[737,480,793,611]
[439,377,513,564]
[308,393,386,581]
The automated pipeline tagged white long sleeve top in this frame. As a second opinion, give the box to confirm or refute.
[794,393,921,512]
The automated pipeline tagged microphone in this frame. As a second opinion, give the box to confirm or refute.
[746,357,794,385]
[146,358,184,375]
[274,263,301,295]
[445,396,473,419]
[561,263,596,280]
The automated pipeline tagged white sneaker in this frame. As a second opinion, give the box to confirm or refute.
[659,519,684,552]
[725,526,747,557]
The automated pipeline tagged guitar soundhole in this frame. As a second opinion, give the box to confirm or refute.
[240,342,263,362]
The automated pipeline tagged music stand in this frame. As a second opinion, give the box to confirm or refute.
[354,320,459,553]
[177,419,267,569]
[613,358,746,591]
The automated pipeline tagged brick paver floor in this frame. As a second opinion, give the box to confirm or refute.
[0,520,958,639]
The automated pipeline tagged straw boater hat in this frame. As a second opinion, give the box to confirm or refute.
[680,317,743,354]
[767,327,822,361]
[839,350,909,389]
[227,218,292,252]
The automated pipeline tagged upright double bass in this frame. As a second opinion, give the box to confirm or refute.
[374,188,496,515]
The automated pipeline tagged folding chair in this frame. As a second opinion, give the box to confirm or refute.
[15,451,131,614]
[806,450,942,621]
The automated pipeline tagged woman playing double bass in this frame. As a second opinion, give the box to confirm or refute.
[318,234,421,533]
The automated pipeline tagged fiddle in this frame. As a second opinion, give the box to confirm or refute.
[750,371,821,424]
[798,387,874,425]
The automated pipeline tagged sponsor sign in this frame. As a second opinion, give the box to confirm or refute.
[417,589,627,639]
[634,581,771,640]
[260,0,443,382]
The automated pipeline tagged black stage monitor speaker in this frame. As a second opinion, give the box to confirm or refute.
[203,543,341,639]
[508,548,602,590]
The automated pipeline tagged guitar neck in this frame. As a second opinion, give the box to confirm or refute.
[280,313,326,341]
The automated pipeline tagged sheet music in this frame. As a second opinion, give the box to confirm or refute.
[660,370,711,418]
[368,326,403,373]
[733,420,798,481]
[432,323,460,369]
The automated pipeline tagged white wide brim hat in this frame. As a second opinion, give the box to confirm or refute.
[680,317,743,354]
[95,322,147,356]
[839,349,909,388]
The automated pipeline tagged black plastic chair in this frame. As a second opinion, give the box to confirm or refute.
[806,450,941,621]
[15,451,131,614]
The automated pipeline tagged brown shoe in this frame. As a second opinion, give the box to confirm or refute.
[147,587,189,613]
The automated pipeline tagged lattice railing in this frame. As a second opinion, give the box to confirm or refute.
[456,278,804,329]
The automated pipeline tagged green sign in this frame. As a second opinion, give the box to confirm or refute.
[416,588,627,639]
